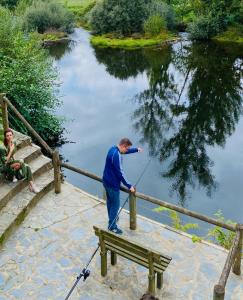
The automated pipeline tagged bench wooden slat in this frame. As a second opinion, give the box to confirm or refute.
[103,235,171,264]
[106,244,168,272]
[104,240,170,270]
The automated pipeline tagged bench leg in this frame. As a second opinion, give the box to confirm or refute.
[101,250,107,277]
[111,251,117,266]
[157,272,163,289]
[148,274,156,295]
[148,252,155,295]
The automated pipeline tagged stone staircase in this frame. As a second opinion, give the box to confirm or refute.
[0,131,54,244]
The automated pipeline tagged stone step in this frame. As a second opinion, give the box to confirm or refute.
[0,169,54,245]
[0,155,53,210]
[15,144,42,164]
[14,131,32,149]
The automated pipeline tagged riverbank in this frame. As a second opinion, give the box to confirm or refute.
[39,31,70,45]
[1,181,242,299]
[90,32,178,49]
[213,25,243,44]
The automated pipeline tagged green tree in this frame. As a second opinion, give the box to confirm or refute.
[90,0,148,34]
[0,7,63,144]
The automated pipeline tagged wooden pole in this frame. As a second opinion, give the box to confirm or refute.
[213,284,225,300]
[129,192,137,230]
[0,93,9,131]
[232,224,243,275]
[53,150,61,194]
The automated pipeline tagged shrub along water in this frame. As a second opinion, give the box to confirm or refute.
[146,0,175,30]
[22,0,75,34]
[0,7,63,144]
[90,0,148,35]
[144,15,167,36]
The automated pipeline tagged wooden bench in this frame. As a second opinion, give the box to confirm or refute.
[93,226,172,295]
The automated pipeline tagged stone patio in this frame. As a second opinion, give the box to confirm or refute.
[0,182,242,300]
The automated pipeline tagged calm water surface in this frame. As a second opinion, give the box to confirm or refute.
[49,28,243,231]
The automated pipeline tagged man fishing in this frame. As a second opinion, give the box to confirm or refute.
[103,138,142,234]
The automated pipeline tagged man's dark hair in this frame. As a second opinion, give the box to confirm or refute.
[140,293,159,300]
[119,138,132,147]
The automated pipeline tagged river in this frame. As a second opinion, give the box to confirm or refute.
[48,28,243,233]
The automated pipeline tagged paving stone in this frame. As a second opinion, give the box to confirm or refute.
[0,182,242,299]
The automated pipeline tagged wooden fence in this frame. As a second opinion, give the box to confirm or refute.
[1,93,242,300]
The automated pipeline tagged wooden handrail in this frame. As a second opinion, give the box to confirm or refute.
[61,162,237,232]
[218,231,240,287]
[213,231,241,300]
[2,96,53,155]
[1,95,61,193]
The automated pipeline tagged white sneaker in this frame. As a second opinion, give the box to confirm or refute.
[29,184,40,194]
[12,176,18,183]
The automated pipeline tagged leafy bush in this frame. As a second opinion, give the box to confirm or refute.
[207,211,236,250]
[144,15,166,36]
[188,15,225,40]
[90,0,148,35]
[0,7,63,144]
[147,0,175,30]
[23,0,75,34]
[153,207,199,232]
[154,206,237,250]
[0,0,18,9]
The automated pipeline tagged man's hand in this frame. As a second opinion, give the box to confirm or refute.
[138,147,143,152]
[130,186,136,193]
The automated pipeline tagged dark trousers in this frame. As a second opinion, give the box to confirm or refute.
[103,184,120,230]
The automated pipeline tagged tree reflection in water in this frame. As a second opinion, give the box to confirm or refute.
[46,40,75,60]
[93,42,243,203]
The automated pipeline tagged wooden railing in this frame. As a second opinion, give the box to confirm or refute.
[1,93,242,299]
[61,162,243,300]
[0,94,61,193]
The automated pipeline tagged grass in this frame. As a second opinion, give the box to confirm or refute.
[90,32,178,49]
[58,0,96,28]
[39,31,68,42]
[213,25,243,44]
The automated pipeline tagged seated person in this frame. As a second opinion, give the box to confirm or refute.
[0,128,39,193]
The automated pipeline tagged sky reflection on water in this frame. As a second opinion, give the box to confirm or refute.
[49,28,243,228]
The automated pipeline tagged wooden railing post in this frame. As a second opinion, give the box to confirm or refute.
[53,150,61,194]
[213,284,225,300]
[129,192,137,230]
[232,224,243,275]
[0,93,9,131]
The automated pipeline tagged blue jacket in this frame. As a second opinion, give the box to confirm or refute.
[103,146,138,191]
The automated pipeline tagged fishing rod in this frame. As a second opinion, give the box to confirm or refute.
[64,70,190,300]
[64,156,152,300]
